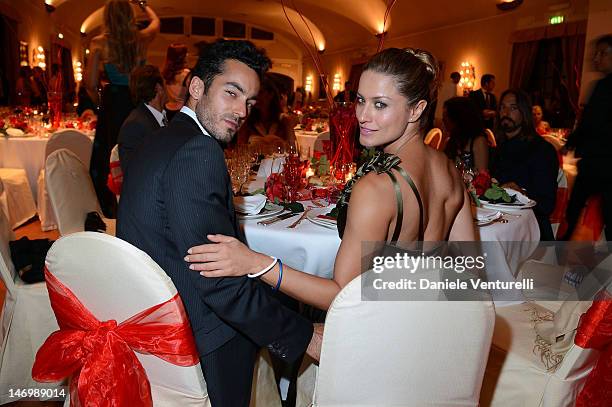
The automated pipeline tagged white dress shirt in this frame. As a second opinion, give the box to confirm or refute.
[179,106,211,137]
[145,103,167,127]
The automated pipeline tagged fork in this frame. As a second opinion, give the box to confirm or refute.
[287,207,313,228]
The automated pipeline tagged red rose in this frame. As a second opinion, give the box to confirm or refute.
[0,119,4,128]
[472,170,492,196]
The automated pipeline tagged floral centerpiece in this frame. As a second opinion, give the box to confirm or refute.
[464,169,516,206]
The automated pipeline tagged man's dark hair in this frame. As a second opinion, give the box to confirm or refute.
[481,73,495,87]
[450,71,461,81]
[495,88,538,143]
[595,34,612,48]
[190,39,271,93]
[130,65,163,104]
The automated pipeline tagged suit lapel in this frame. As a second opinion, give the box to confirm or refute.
[139,103,162,129]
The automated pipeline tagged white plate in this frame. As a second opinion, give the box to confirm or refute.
[480,188,536,211]
[473,207,502,226]
[306,210,337,229]
[237,203,284,220]
[6,128,27,137]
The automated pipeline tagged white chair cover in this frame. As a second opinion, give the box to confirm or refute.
[424,128,443,150]
[481,255,612,407]
[302,271,495,406]
[313,131,330,153]
[0,201,61,404]
[0,168,37,229]
[45,149,115,236]
[45,232,209,406]
[37,130,93,231]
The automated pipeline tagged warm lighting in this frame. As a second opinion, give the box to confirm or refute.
[305,75,313,93]
[85,49,90,55]
[34,46,46,70]
[58,33,64,39]
[332,73,341,92]
[305,168,315,178]
[74,60,83,82]
[549,15,564,25]
[317,43,325,52]
[459,61,476,93]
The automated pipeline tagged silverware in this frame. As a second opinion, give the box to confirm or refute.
[287,208,313,228]
[257,212,298,226]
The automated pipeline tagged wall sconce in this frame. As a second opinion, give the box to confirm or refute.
[304,75,313,92]
[74,61,83,82]
[332,73,341,92]
[375,31,387,39]
[459,61,476,94]
[34,46,46,69]
[19,41,29,67]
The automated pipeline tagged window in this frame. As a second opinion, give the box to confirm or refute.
[160,17,184,35]
[223,20,246,38]
[251,27,274,41]
[192,17,216,36]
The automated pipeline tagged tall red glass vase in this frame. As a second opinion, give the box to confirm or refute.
[329,101,357,168]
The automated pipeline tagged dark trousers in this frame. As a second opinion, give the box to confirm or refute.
[563,161,612,241]
[200,333,258,407]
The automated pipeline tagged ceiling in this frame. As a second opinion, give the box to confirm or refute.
[44,0,577,53]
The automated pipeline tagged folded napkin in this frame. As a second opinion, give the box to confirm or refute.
[257,157,285,178]
[234,195,267,215]
[6,128,25,137]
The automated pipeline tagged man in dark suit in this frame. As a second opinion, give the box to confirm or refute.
[562,34,612,241]
[469,73,497,129]
[117,65,167,173]
[333,80,357,103]
[117,40,313,407]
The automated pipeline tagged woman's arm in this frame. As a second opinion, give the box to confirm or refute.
[187,172,395,310]
[472,136,489,172]
[449,186,477,241]
[138,6,160,41]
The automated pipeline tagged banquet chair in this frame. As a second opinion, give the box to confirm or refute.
[299,270,495,406]
[480,254,612,407]
[0,167,36,229]
[312,131,330,153]
[0,199,61,404]
[107,144,122,200]
[484,128,497,148]
[40,232,209,406]
[37,130,93,231]
[44,149,115,236]
[424,127,444,150]
[550,167,569,239]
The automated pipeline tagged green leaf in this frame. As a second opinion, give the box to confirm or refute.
[325,205,339,218]
[283,202,305,213]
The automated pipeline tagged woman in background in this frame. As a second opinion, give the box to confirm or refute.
[162,43,190,122]
[532,105,551,135]
[86,0,159,217]
[443,96,489,172]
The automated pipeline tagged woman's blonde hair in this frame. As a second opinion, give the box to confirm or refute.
[104,0,139,74]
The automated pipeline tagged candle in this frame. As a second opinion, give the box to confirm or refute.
[345,171,354,182]
[306,168,315,178]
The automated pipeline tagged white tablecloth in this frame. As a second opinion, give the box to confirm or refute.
[242,178,541,286]
[0,132,93,201]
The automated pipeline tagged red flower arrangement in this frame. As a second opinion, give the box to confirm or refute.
[265,173,287,203]
[472,169,492,197]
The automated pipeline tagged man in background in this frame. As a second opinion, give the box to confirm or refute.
[470,73,497,129]
[435,71,461,123]
[333,80,357,103]
[118,65,167,172]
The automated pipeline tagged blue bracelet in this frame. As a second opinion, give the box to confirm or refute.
[272,259,283,292]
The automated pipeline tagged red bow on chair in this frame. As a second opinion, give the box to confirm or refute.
[32,268,199,407]
[574,290,612,407]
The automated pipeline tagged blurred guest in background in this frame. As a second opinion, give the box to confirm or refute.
[434,71,461,123]
[532,105,551,135]
[562,34,612,241]
[443,96,489,172]
[86,0,159,217]
[162,43,190,122]
[118,65,166,172]
[31,67,47,106]
[491,89,558,240]
[15,66,34,106]
[237,75,296,149]
[469,73,497,130]
[333,80,357,103]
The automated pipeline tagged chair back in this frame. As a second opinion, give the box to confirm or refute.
[314,270,495,406]
[107,144,123,196]
[45,130,93,170]
[45,149,101,235]
[313,131,330,153]
[550,168,569,239]
[484,128,497,148]
[44,232,207,399]
[424,128,443,150]
[0,197,16,294]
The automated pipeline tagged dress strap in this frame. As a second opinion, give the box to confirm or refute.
[384,165,424,243]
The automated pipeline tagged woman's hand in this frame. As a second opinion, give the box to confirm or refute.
[185,234,272,277]
[306,323,324,362]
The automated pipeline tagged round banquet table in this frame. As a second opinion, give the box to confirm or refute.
[0,131,94,201]
[241,178,541,305]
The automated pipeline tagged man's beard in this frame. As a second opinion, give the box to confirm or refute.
[195,105,236,143]
[500,117,521,133]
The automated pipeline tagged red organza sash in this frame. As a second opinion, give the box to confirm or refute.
[32,268,199,407]
[574,290,612,407]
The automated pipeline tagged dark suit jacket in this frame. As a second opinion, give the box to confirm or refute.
[117,102,161,173]
[117,112,312,362]
[469,89,497,129]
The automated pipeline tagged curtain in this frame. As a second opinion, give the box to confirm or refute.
[0,14,19,105]
[509,41,540,90]
[560,34,585,115]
